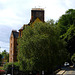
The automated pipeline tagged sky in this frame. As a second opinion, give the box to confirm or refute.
[0,0,75,52]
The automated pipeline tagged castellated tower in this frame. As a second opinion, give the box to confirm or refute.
[30,8,44,23]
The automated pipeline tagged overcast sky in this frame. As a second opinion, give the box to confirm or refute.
[0,0,75,52]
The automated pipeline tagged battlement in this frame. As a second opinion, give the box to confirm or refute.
[12,30,17,32]
[32,8,44,11]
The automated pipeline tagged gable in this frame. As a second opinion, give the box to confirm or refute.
[10,31,19,39]
[31,18,42,27]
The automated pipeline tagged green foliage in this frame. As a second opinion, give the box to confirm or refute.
[3,62,19,74]
[0,66,3,70]
[2,50,9,62]
[17,21,68,72]
[57,9,75,63]
[46,19,55,26]
[58,9,75,35]
[61,25,75,56]
[62,25,75,40]
[3,62,12,71]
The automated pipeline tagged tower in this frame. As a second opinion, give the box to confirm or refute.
[30,8,44,23]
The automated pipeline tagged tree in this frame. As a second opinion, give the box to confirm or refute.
[57,9,75,64]
[2,50,9,62]
[62,25,75,57]
[17,21,68,73]
[58,9,75,35]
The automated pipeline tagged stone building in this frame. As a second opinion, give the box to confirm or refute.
[9,8,45,62]
[9,30,19,62]
[30,8,44,23]
[19,8,44,37]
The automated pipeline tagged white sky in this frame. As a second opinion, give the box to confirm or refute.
[0,0,75,52]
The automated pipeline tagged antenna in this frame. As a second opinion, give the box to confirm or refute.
[38,6,40,8]
[35,6,36,8]
[44,7,46,9]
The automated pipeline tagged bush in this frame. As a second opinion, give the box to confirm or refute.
[3,62,19,74]
[0,67,3,70]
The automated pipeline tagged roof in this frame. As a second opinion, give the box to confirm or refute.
[19,24,28,31]
[12,30,19,38]
[31,18,42,27]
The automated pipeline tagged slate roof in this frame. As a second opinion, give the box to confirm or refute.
[19,24,28,31]
[12,30,19,38]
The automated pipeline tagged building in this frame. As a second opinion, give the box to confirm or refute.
[19,8,44,37]
[9,8,45,62]
[30,8,44,23]
[9,30,19,62]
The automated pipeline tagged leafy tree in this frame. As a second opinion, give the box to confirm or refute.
[61,25,75,57]
[2,50,9,62]
[58,9,75,35]
[17,21,68,73]
[57,9,75,64]
[47,19,55,25]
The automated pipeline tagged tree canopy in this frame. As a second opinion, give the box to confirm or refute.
[58,9,75,35]
[57,9,75,59]
[61,25,75,57]
[17,21,68,72]
[2,50,9,62]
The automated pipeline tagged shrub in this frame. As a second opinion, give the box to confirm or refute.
[3,62,19,74]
